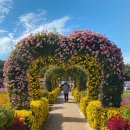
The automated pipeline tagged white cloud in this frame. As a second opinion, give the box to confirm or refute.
[0,37,13,55]
[0,0,13,22]
[16,11,71,43]
[0,29,7,33]
[124,55,130,65]
[0,10,71,59]
[19,10,47,33]
[33,16,70,34]
[8,33,14,39]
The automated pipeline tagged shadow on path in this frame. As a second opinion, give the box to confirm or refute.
[42,92,91,130]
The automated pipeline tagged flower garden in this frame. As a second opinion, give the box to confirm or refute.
[0,30,130,130]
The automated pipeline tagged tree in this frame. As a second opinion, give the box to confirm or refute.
[0,60,4,78]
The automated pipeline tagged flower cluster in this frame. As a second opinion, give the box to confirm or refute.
[27,57,44,100]
[107,115,130,130]
[71,88,86,103]
[0,91,10,107]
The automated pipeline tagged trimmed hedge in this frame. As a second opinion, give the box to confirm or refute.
[47,88,60,104]
[79,96,88,118]
[86,100,123,130]
[15,98,49,130]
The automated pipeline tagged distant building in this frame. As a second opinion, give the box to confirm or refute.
[124,81,130,90]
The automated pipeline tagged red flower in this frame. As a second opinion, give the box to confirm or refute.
[4,116,26,130]
[107,115,130,130]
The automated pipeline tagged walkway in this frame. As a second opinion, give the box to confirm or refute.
[42,92,92,130]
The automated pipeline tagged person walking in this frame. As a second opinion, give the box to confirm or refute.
[62,81,70,102]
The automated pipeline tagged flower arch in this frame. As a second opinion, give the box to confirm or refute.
[66,65,87,91]
[44,66,65,92]
[4,30,124,110]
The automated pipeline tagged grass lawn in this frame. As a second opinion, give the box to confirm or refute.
[122,91,130,99]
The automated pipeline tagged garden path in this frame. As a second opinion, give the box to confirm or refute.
[42,92,92,130]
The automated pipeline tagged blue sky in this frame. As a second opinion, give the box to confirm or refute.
[0,0,130,64]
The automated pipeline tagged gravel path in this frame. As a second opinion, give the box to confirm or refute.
[42,92,92,130]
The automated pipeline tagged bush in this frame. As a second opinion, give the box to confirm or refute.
[107,115,130,130]
[123,105,130,121]
[72,89,87,103]
[0,106,14,129]
[73,89,80,103]
[15,98,49,130]
[86,100,102,129]
[48,91,56,104]
[4,116,26,130]
[15,110,34,130]
[86,100,123,130]
[40,89,48,98]
[30,98,49,130]
[79,96,88,118]
[47,88,60,104]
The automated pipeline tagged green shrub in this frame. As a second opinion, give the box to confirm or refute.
[15,98,49,130]
[73,89,87,103]
[47,88,60,104]
[79,96,88,118]
[0,106,14,129]
[86,100,123,130]
[40,89,48,98]
[123,105,130,121]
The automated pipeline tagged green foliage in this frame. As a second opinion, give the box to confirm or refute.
[44,66,64,91]
[122,91,130,99]
[123,105,130,120]
[27,57,44,100]
[79,96,89,118]
[71,88,87,103]
[66,66,87,91]
[86,100,123,130]
[40,66,49,77]
[100,74,124,107]
[0,106,14,129]
[40,89,48,98]
[47,88,60,104]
